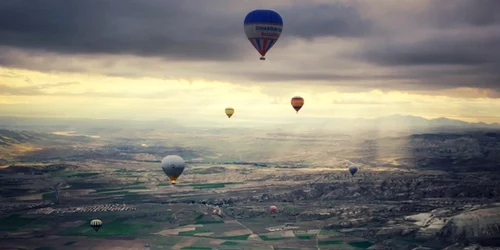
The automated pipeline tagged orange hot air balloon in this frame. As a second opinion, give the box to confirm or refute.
[290,96,304,113]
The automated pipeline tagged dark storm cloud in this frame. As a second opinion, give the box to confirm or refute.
[230,65,500,92]
[0,0,244,61]
[0,0,498,97]
[349,0,500,92]
[242,72,409,82]
[426,0,500,28]
[276,3,372,39]
[359,27,500,67]
[0,0,370,62]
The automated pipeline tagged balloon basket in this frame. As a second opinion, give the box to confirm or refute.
[260,57,265,60]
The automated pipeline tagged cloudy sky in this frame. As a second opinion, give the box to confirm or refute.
[1,0,499,124]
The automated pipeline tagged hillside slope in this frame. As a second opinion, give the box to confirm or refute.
[0,129,93,163]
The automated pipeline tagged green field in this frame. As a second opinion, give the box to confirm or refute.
[145,235,181,249]
[93,185,148,193]
[348,241,373,248]
[61,218,153,237]
[0,214,39,231]
[318,240,342,246]
[319,230,341,235]
[217,234,250,240]
[259,235,285,241]
[42,192,55,201]
[220,241,239,246]
[295,234,314,240]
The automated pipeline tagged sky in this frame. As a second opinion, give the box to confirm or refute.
[0,0,500,124]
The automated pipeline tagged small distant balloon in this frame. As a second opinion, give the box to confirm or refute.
[90,219,102,232]
[348,165,358,176]
[161,155,186,185]
[244,9,283,60]
[225,107,235,118]
[270,205,277,213]
[291,96,304,113]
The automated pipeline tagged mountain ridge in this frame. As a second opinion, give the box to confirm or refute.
[0,114,499,132]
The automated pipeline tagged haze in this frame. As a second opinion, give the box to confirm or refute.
[1,0,500,124]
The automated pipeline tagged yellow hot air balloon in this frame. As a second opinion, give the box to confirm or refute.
[90,219,103,232]
[225,107,235,118]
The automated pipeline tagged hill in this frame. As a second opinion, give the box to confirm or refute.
[1,114,499,135]
[0,129,94,163]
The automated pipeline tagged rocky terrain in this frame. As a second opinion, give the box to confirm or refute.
[1,121,500,249]
[167,171,500,249]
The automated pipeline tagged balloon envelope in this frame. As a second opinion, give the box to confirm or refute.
[348,165,358,176]
[244,9,283,60]
[225,107,235,118]
[161,155,186,184]
[90,219,102,232]
[270,205,277,213]
[291,96,304,113]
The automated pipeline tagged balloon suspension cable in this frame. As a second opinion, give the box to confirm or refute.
[260,56,265,60]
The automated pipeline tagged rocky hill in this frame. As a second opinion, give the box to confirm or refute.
[438,206,500,245]
[0,129,98,162]
[0,129,41,145]
[0,163,79,174]
[346,131,500,172]
[179,170,500,249]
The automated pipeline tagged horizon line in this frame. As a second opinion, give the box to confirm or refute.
[0,114,499,125]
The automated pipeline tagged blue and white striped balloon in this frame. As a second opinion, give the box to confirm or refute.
[244,9,283,60]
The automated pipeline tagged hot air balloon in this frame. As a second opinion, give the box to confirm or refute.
[291,96,304,113]
[244,9,283,60]
[90,219,102,232]
[270,205,278,218]
[161,155,186,185]
[348,165,358,176]
[225,107,234,118]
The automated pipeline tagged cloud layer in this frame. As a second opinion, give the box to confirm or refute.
[0,0,499,96]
